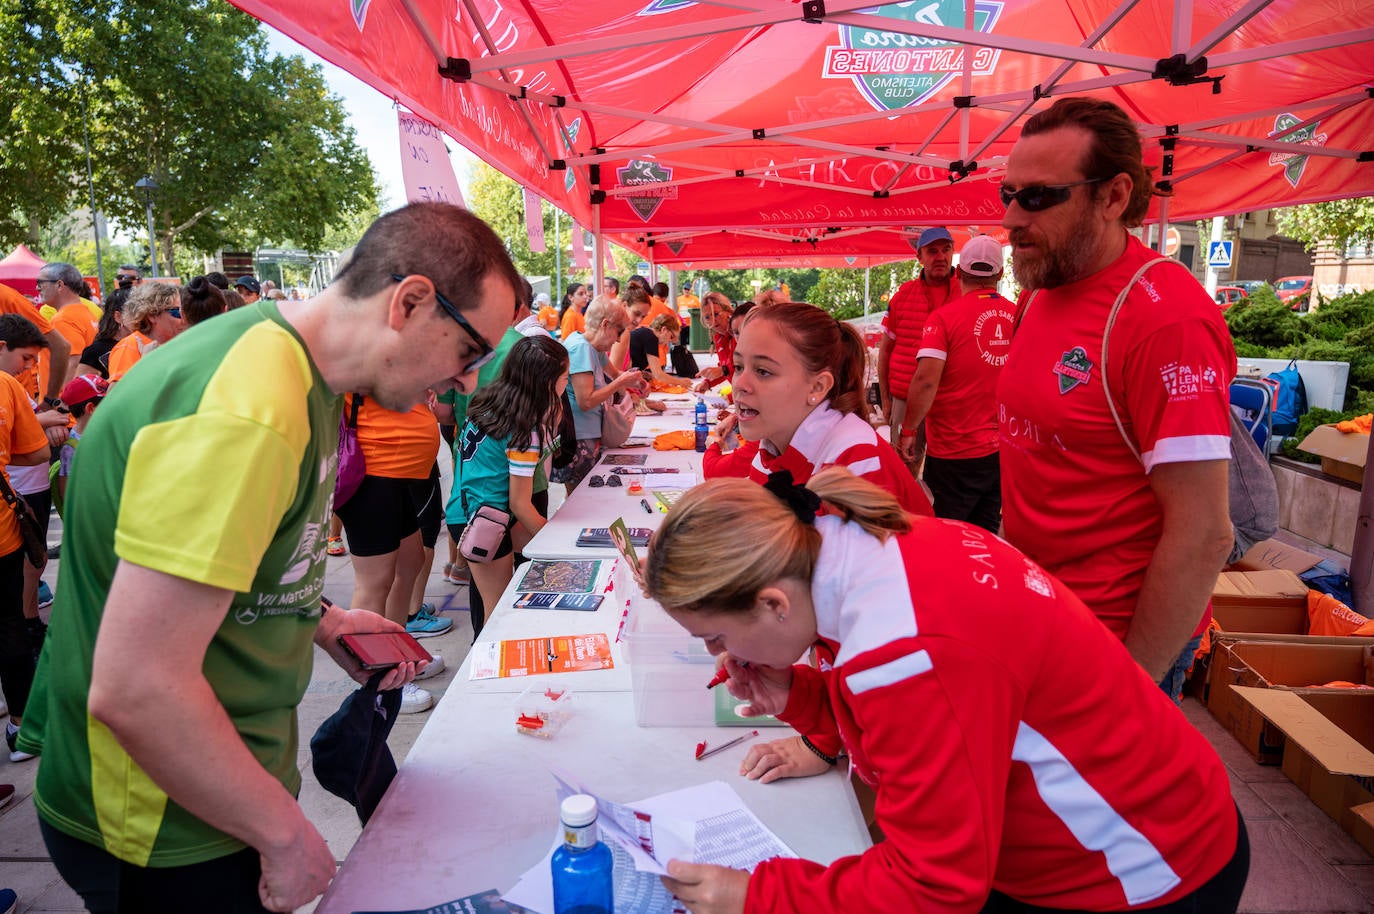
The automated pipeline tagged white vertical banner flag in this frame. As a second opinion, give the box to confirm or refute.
[523,188,546,253]
[397,111,465,207]
[572,223,590,268]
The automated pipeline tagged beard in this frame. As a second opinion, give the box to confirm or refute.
[1009,226,1101,290]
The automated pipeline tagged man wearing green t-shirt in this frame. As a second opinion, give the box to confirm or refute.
[22,203,521,913]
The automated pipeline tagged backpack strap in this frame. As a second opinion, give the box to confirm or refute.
[347,393,363,428]
[1100,256,1181,465]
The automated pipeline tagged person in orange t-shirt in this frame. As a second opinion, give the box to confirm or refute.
[0,282,69,405]
[334,397,449,713]
[107,283,185,381]
[0,316,54,750]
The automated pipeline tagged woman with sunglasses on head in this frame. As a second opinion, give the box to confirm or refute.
[107,282,185,381]
[549,295,647,492]
[646,470,1248,914]
[450,335,570,629]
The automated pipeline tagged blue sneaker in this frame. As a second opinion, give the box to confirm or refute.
[37,580,53,609]
[405,604,452,639]
[0,887,16,914]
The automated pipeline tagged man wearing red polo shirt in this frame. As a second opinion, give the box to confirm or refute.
[898,235,1014,532]
[996,97,1235,699]
[878,227,953,470]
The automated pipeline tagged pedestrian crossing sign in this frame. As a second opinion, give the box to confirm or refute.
[1207,241,1233,269]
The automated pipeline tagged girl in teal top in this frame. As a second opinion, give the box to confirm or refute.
[448,335,569,630]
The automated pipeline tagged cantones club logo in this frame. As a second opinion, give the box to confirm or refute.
[824,1,1005,112]
[1268,114,1327,189]
[560,118,582,192]
[1054,347,1093,394]
[618,160,677,222]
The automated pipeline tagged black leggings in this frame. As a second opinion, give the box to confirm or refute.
[979,804,1249,913]
[0,548,35,717]
[41,819,271,914]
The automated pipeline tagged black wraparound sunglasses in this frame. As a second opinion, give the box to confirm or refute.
[390,273,497,375]
[999,178,1106,212]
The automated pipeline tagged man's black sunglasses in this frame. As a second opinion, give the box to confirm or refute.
[999,178,1106,213]
[390,273,496,375]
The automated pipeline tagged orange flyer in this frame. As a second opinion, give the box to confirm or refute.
[469,633,614,680]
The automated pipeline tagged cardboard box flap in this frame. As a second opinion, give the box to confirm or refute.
[1232,539,1323,574]
[1232,686,1374,778]
[1213,570,1308,600]
[1298,424,1369,469]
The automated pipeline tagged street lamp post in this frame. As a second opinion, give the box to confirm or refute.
[135,175,159,278]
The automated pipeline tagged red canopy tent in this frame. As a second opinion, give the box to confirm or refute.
[0,245,48,298]
[232,0,1372,269]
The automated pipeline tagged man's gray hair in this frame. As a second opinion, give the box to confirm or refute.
[43,262,85,295]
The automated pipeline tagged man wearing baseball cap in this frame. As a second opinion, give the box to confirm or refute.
[897,235,1014,532]
[878,226,954,471]
[234,275,262,304]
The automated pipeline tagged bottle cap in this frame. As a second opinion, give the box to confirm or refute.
[561,793,598,827]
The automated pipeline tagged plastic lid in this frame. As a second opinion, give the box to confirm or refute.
[561,794,598,827]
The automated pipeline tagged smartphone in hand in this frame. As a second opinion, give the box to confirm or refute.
[338,632,433,670]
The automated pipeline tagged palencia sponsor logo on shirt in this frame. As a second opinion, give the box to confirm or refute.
[1159,361,1220,401]
[1053,346,1094,394]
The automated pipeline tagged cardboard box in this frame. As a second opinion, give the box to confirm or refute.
[1206,640,1374,763]
[1298,423,1369,485]
[1233,687,1374,855]
[1211,570,1309,636]
[1231,538,1322,575]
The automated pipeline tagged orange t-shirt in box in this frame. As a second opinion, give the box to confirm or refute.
[348,396,440,480]
[560,307,586,341]
[0,372,50,555]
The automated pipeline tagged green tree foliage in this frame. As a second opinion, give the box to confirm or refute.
[0,0,378,276]
[812,262,921,319]
[1227,287,1374,425]
[1273,199,1374,252]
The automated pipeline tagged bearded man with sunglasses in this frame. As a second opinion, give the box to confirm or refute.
[996,97,1236,700]
[22,203,521,914]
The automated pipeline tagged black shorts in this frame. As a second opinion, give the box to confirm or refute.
[336,474,432,557]
[416,464,442,549]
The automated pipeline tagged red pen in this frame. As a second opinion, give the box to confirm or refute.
[705,667,730,689]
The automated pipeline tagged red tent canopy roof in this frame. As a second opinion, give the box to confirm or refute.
[0,245,48,298]
[232,0,1373,263]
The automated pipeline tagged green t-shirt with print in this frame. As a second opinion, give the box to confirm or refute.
[25,300,341,867]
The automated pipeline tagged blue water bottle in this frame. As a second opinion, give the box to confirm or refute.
[694,396,708,452]
[551,794,614,914]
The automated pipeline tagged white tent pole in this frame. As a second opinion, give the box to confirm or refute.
[593,200,604,296]
[864,266,872,318]
[1155,197,1171,255]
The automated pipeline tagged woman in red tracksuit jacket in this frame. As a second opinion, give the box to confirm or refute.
[645,469,1247,914]
[702,299,932,780]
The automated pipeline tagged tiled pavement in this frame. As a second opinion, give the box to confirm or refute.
[2,493,1371,912]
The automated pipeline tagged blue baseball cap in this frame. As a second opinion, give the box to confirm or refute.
[917,227,953,250]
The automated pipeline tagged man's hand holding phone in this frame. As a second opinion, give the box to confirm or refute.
[315,598,425,690]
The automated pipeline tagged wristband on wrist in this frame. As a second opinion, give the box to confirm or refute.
[799,735,838,766]
[898,426,917,438]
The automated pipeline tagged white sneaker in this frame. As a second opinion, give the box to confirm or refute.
[413,652,445,681]
[399,682,433,714]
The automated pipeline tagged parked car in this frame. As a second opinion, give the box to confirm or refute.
[1274,275,1313,310]
[1214,285,1247,308]
[1233,279,1268,296]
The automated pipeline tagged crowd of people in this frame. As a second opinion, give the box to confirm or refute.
[0,96,1249,914]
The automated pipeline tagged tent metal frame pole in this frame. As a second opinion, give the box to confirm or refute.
[1351,436,1374,614]
[1155,197,1171,255]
